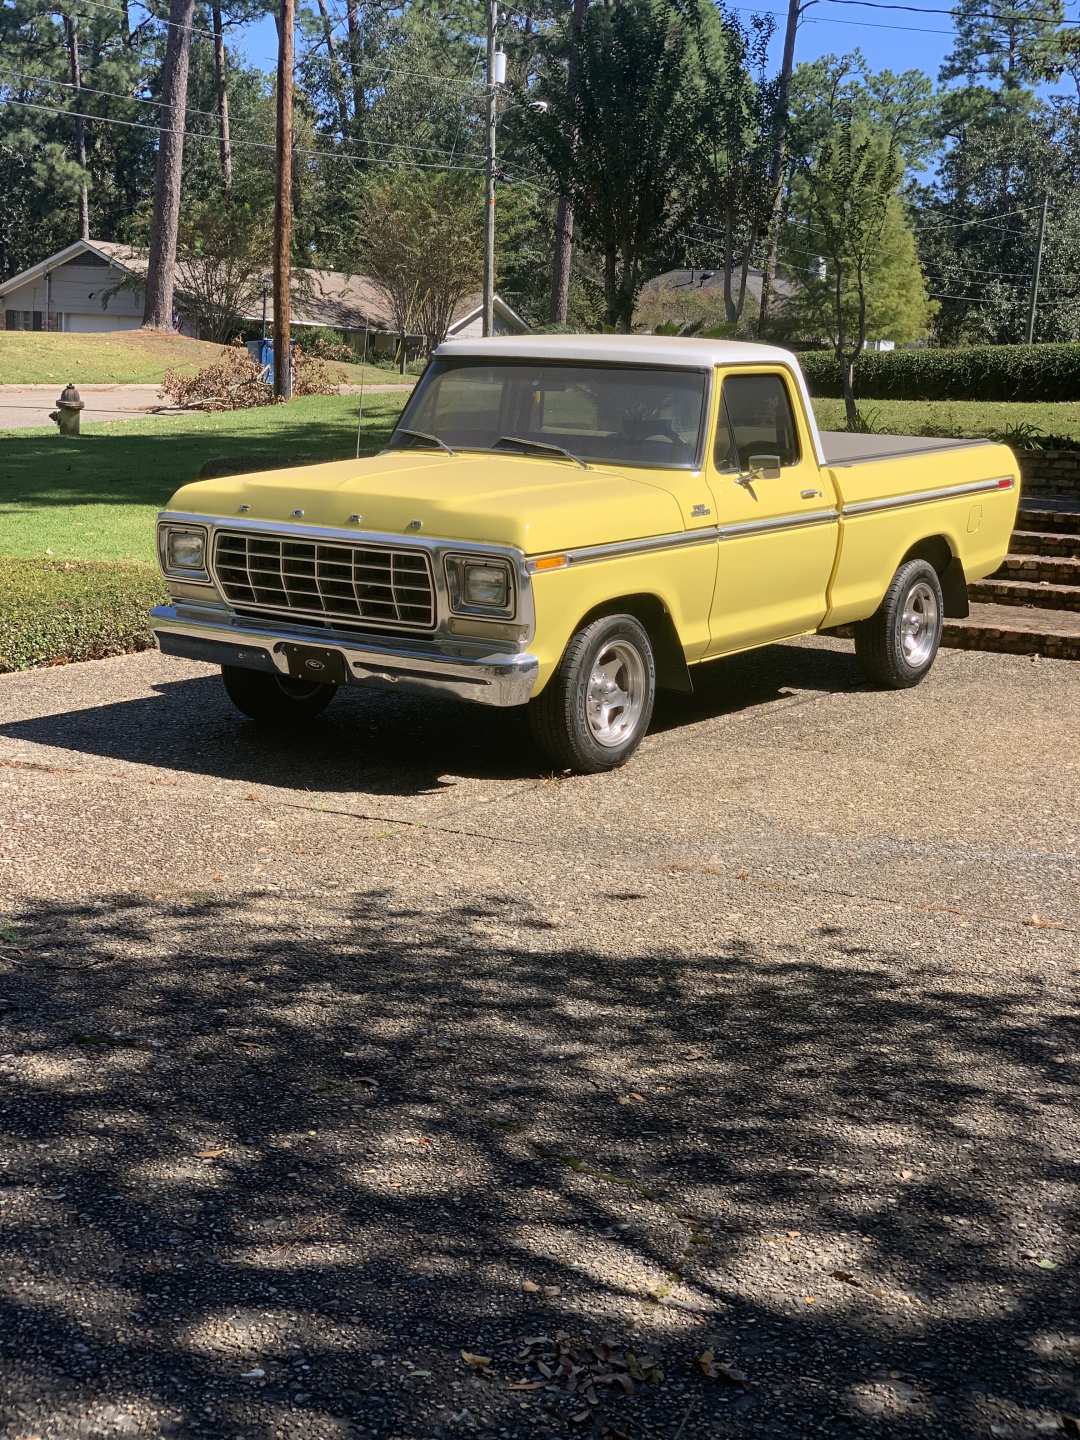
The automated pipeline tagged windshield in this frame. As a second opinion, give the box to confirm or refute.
[387,359,709,469]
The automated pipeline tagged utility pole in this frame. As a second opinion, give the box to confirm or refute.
[483,0,503,338]
[1025,194,1048,344]
[274,0,294,398]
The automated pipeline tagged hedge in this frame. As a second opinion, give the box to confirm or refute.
[798,343,1080,403]
[0,557,165,673]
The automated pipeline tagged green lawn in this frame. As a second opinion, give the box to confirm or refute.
[811,397,1080,443]
[0,329,414,387]
[0,392,407,565]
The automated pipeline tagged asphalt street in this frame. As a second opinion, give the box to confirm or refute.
[0,637,1077,1440]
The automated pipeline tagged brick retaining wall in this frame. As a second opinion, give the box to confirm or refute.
[1019,448,1080,498]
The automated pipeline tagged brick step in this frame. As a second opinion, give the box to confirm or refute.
[943,603,1080,660]
[1018,501,1080,536]
[1009,529,1080,559]
[994,553,1080,585]
[969,577,1080,611]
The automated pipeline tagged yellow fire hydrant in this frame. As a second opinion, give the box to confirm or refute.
[50,383,85,436]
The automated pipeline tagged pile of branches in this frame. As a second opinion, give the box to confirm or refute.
[161,343,341,413]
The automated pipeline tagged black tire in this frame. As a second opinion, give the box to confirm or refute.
[221,664,337,729]
[528,614,656,774]
[854,558,944,689]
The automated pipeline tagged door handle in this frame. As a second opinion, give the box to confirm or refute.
[800,488,822,499]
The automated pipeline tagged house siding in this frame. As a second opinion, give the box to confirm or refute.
[3,257,144,332]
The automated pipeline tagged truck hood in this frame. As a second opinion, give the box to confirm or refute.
[165,450,686,555]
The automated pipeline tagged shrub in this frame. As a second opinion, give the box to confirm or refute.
[799,343,1080,403]
[0,558,165,673]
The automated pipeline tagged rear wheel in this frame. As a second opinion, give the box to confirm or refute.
[221,664,337,729]
[854,558,944,688]
[528,614,656,773]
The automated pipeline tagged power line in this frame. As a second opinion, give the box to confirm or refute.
[914,202,1046,231]
[725,2,958,33]
[0,67,484,159]
[2,96,489,170]
[814,0,1079,25]
[46,0,221,41]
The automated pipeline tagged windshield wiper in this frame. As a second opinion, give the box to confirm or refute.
[394,427,456,456]
[494,435,588,469]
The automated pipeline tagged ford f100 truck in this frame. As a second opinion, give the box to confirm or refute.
[152,336,1020,773]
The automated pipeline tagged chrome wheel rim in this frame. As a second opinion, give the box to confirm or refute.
[586,639,646,748]
[900,580,940,667]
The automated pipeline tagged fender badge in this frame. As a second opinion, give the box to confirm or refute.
[238,503,251,513]
[348,513,363,524]
[406,519,423,531]
[292,508,305,518]
[691,503,712,517]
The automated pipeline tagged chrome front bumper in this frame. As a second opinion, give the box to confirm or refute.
[151,604,539,708]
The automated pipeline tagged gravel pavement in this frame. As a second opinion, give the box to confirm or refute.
[0,637,1077,1440]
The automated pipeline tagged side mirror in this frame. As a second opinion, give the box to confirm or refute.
[747,453,782,481]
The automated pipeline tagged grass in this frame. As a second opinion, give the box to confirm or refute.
[0,392,407,565]
[811,397,1080,443]
[0,329,415,387]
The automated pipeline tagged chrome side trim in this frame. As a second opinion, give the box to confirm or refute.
[841,475,1015,517]
[527,508,839,571]
[720,508,838,539]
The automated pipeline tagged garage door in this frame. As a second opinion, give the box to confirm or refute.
[64,312,142,333]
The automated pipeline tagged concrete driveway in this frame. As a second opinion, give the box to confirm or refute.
[0,638,1076,1440]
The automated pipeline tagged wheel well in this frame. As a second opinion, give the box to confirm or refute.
[901,535,969,619]
[577,594,693,693]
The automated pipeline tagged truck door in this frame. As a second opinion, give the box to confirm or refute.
[704,369,839,655]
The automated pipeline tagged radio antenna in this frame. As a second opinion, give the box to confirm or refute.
[355,324,369,459]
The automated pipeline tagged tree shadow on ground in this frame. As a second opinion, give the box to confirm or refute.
[0,887,1075,1439]
[0,642,865,797]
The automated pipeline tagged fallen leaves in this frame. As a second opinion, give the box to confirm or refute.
[460,1351,492,1371]
[696,1350,748,1386]
[194,1148,228,1161]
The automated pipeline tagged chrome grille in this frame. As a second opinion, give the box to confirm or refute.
[213,530,436,631]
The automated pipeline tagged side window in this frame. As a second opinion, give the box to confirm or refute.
[718,374,801,471]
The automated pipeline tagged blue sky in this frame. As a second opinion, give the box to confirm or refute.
[236,2,960,90]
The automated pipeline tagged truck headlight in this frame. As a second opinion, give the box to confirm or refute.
[158,523,210,582]
[445,554,515,618]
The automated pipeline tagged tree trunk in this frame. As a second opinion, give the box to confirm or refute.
[64,14,90,240]
[211,6,233,189]
[723,205,736,324]
[315,0,351,135]
[550,197,574,324]
[842,360,857,427]
[143,0,195,329]
[758,0,809,336]
[549,0,588,324]
[344,0,364,132]
[603,244,618,326]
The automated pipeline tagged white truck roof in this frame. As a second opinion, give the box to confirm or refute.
[435,333,801,371]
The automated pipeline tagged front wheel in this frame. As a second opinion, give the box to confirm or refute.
[221,664,338,729]
[854,559,944,689]
[528,614,656,773]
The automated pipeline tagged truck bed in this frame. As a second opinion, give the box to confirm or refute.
[821,431,989,466]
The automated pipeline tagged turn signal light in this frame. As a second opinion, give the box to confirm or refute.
[534,554,568,571]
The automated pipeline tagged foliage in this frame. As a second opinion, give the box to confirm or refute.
[691,7,779,324]
[355,167,483,352]
[161,343,340,411]
[0,556,164,672]
[633,281,741,335]
[799,340,1080,402]
[175,195,274,343]
[524,0,703,329]
[790,114,931,422]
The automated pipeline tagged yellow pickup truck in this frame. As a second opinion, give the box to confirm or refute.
[152,336,1020,773]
